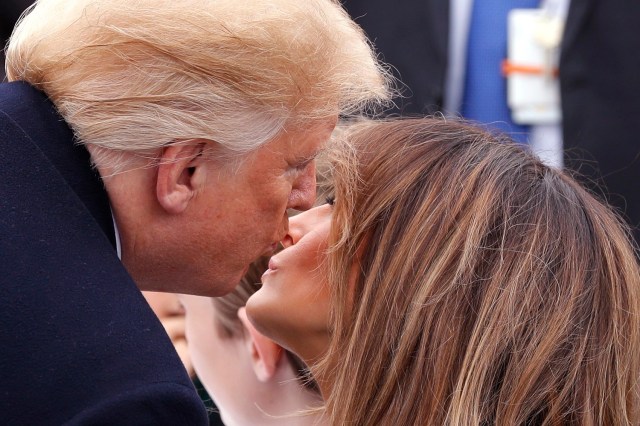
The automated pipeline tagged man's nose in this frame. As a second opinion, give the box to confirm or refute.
[286,163,317,211]
[281,206,321,248]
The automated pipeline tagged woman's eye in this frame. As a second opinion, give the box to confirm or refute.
[325,195,335,206]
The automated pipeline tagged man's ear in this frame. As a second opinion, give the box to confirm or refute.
[238,307,283,382]
[156,141,207,214]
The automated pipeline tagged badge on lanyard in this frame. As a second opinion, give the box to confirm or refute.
[504,8,564,125]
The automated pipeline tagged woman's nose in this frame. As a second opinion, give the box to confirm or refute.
[280,206,323,248]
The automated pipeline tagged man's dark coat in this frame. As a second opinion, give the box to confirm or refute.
[0,81,208,425]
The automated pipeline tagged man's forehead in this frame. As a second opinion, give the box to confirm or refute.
[276,120,336,155]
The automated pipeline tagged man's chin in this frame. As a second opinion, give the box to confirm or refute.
[198,265,250,297]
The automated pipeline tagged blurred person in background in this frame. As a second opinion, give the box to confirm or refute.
[180,257,325,426]
[343,0,640,245]
[142,290,226,425]
[0,0,391,424]
[0,0,33,81]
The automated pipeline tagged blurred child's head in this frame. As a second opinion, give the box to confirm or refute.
[180,257,322,426]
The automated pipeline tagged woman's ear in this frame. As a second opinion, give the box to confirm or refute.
[155,140,207,214]
[238,307,284,382]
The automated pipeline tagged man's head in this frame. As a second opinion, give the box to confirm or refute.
[6,0,391,295]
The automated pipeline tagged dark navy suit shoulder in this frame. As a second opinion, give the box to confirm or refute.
[0,82,207,425]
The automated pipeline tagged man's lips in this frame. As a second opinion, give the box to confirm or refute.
[262,242,279,256]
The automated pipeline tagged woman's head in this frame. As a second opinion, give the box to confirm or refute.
[247,118,640,425]
[6,0,391,172]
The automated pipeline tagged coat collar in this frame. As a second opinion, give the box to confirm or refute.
[0,81,117,249]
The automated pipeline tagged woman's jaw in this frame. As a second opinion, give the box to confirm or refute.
[245,204,334,379]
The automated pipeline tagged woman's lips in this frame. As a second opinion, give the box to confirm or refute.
[261,267,274,282]
[261,257,279,283]
[268,257,278,271]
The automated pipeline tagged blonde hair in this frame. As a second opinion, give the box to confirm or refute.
[6,0,391,170]
[316,118,640,425]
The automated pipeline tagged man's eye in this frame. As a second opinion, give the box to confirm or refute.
[296,160,312,171]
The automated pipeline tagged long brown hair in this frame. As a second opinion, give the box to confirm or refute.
[316,118,640,425]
